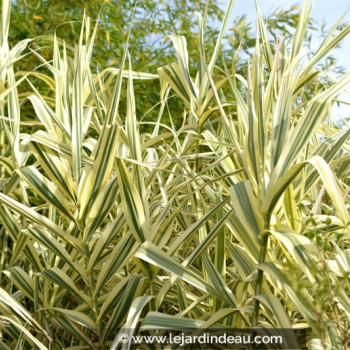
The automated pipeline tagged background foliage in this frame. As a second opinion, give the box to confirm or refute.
[10,0,342,127]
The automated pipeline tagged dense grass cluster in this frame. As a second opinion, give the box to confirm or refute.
[0,0,350,349]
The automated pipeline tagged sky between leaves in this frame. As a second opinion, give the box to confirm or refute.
[221,0,350,123]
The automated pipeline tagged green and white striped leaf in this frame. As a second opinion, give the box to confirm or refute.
[252,295,300,348]
[0,192,82,251]
[3,267,35,301]
[135,241,234,304]
[116,158,149,243]
[111,295,153,350]
[41,267,91,306]
[25,226,86,277]
[47,308,96,331]
[17,166,74,220]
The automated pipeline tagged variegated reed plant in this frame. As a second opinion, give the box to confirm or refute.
[0,0,350,349]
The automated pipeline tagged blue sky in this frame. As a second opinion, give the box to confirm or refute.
[225,0,350,69]
[220,0,350,121]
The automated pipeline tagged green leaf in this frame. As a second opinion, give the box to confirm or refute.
[17,166,74,220]
[47,308,96,331]
[252,295,300,348]
[0,192,82,252]
[3,267,35,302]
[140,312,204,331]
[93,232,138,297]
[101,273,146,342]
[135,241,234,304]
[41,267,91,306]
[25,226,86,278]
[111,295,153,350]
[115,158,148,243]
[78,125,119,221]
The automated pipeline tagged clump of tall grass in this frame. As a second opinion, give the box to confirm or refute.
[0,0,350,349]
